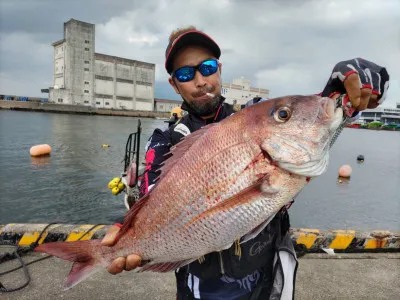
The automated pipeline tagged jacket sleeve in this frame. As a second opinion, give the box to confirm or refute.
[139,128,171,197]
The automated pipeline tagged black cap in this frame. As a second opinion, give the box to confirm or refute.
[165,30,221,74]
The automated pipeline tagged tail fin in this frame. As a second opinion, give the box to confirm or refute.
[35,240,102,290]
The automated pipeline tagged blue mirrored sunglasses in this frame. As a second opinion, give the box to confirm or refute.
[173,59,219,83]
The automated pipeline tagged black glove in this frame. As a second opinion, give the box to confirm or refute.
[321,58,389,110]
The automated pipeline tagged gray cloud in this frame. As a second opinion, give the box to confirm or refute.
[0,0,140,36]
[0,0,399,105]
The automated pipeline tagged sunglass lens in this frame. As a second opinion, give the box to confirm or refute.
[175,67,195,82]
[199,60,218,76]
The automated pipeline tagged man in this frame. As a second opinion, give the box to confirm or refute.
[102,26,390,299]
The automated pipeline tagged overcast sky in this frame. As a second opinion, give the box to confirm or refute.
[0,0,399,107]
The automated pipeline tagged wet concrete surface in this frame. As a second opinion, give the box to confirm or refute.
[0,253,399,299]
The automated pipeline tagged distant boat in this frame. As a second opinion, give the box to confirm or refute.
[345,123,361,129]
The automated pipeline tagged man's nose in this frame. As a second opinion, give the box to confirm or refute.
[193,70,207,88]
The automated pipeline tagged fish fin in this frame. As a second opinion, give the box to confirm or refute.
[34,240,100,262]
[122,125,206,232]
[138,259,196,273]
[185,175,273,228]
[64,262,100,290]
[120,193,150,235]
[155,123,218,183]
[35,240,102,289]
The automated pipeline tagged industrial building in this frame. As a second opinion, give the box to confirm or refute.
[48,19,155,111]
[221,77,269,106]
[359,102,400,124]
[154,98,182,112]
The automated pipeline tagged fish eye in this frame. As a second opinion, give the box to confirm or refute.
[274,107,291,122]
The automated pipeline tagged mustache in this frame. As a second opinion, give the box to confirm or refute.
[192,86,216,98]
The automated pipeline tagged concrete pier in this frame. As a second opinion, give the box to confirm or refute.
[1,252,399,299]
[0,100,170,119]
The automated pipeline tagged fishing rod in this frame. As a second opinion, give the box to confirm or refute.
[330,94,357,148]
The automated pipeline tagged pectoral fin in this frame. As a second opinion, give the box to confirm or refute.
[185,175,277,228]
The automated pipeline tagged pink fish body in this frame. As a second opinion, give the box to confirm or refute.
[35,95,343,289]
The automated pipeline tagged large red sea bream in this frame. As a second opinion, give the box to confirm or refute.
[36,95,344,289]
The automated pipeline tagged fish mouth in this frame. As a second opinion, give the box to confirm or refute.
[329,106,344,134]
[278,152,329,177]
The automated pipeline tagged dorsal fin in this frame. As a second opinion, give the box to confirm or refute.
[155,122,217,183]
[118,194,150,236]
[118,123,217,237]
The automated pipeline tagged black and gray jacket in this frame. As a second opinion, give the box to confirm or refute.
[140,98,297,300]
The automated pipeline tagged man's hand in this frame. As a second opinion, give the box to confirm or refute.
[321,58,390,111]
[101,224,142,274]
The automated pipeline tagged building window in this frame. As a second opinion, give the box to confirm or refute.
[84,60,90,64]
[84,40,90,44]
[84,81,90,84]
[96,102,100,105]
[57,98,63,103]
[84,90,89,93]
[159,105,163,109]
[105,102,109,105]
[84,47,90,51]
[84,101,89,104]
[84,68,89,71]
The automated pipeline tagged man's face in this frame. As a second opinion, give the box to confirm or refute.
[168,45,222,117]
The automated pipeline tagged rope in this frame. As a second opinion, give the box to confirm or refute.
[0,223,104,293]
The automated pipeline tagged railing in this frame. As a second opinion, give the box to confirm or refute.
[123,120,142,185]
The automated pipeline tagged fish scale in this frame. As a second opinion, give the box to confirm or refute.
[128,158,304,262]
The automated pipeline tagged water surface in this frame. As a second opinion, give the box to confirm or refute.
[0,110,399,231]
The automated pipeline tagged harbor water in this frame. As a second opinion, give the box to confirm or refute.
[0,110,399,231]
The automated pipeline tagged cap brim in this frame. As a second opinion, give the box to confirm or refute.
[165,31,221,74]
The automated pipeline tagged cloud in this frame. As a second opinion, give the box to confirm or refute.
[0,0,399,106]
[0,32,53,94]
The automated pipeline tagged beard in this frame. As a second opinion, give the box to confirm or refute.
[183,84,223,117]
[186,94,222,117]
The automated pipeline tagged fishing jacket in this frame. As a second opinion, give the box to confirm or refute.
[140,97,297,300]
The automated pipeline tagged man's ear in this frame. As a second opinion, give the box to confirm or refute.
[169,77,181,95]
[218,62,222,74]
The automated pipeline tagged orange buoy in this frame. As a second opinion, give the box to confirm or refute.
[30,144,52,157]
[338,164,352,178]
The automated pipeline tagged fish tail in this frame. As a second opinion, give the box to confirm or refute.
[35,240,103,290]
